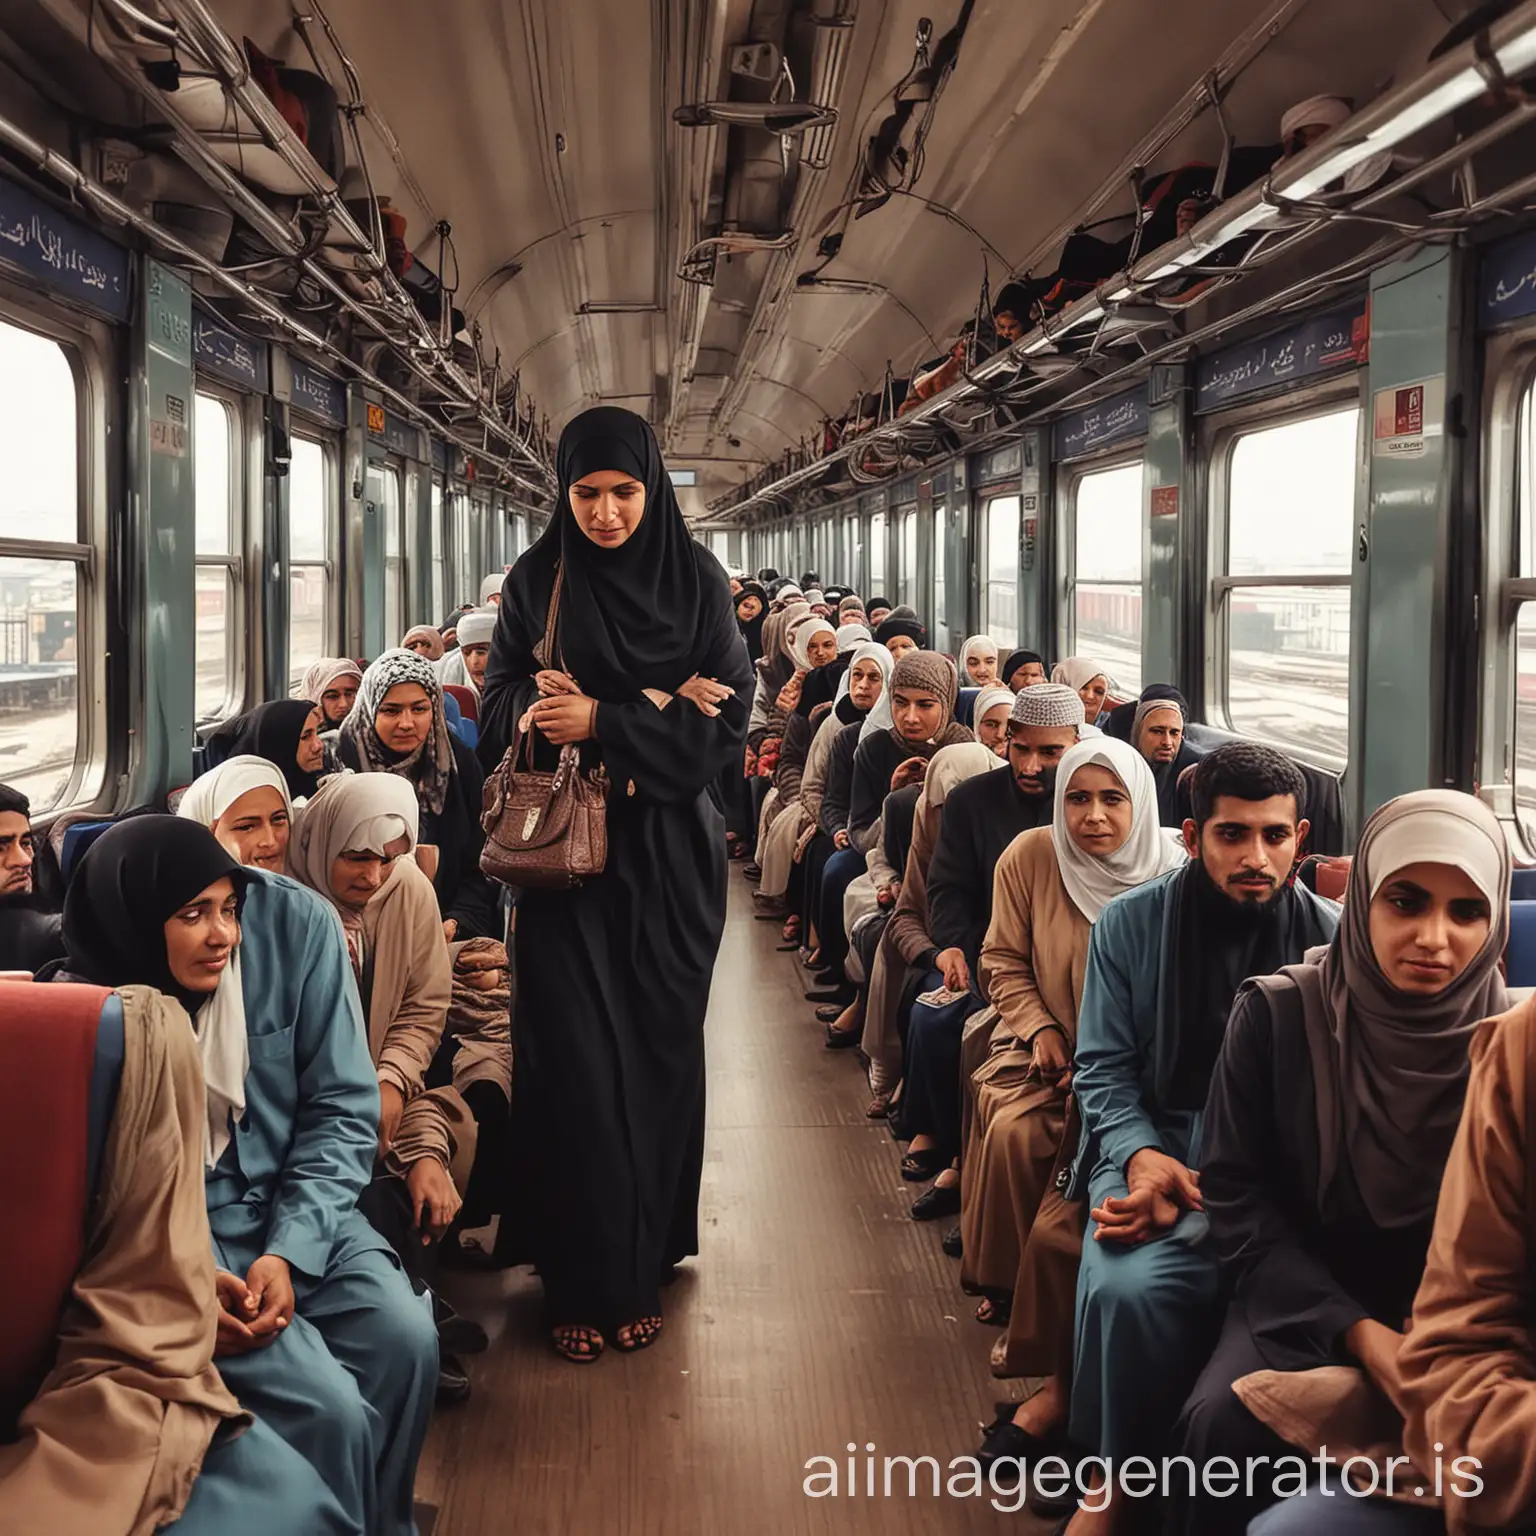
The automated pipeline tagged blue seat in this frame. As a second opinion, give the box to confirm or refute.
[955,685,979,729]
[59,820,114,886]
[1511,866,1536,902]
[1507,900,1536,987]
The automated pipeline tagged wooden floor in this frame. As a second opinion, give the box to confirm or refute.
[417,875,1046,1535]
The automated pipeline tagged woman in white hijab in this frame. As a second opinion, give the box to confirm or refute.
[960,634,1002,689]
[436,607,498,696]
[290,774,480,1393]
[1051,657,1115,725]
[968,736,1184,1389]
[177,755,294,873]
[971,685,1015,758]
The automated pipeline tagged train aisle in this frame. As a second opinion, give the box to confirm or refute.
[415,875,1044,1534]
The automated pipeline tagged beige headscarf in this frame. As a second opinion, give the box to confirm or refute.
[299,656,365,706]
[175,755,292,839]
[289,773,420,903]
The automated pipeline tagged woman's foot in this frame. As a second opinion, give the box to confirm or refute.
[614,1315,663,1352]
[782,914,802,943]
[550,1324,605,1363]
[975,1294,1011,1326]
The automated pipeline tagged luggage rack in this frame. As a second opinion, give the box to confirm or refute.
[712,0,1536,522]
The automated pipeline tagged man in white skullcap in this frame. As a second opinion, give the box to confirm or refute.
[454,607,497,694]
[480,572,505,607]
[900,683,1090,1219]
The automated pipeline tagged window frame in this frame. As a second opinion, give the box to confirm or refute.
[286,429,339,692]
[0,282,112,815]
[1205,385,1361,769]
[980,489,1022,651]
[1058,449,1145,683]
[191,385,248,725]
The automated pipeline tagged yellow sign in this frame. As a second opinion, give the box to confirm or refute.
[366,403,386,435]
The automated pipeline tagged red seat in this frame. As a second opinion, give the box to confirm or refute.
[444,683,479,724]
[0,981,115,1423]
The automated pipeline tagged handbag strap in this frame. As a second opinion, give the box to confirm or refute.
[534,563,564,671]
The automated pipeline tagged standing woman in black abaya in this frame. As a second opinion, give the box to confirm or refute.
[478,407,752,1362]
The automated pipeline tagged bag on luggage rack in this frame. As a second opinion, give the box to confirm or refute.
[479,565,609,889]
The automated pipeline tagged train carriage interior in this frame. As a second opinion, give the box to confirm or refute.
[4,0,1536,1532]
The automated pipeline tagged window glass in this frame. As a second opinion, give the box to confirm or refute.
[194,395,233,556]
[194,565,233,722]
[1512,389,1536,841]
[1224,409,1357,760]
[932,502,947,639]
[380,466,404,645]
[899,509,918,612]
[1073,463,1143,695]
[429,480,445,622]
[0,323,77,544]
[869,513,886,588]
[288,436,331,690]
[0,556,78,812]
[984,494,1021,651]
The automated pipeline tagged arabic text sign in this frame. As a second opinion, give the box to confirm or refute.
[1195,301,1370,411]
[0,174,130,322]
[193,306,268,392]
[1051,388,1148,460]
[289,358,347,428]
[1480,229,1536,329]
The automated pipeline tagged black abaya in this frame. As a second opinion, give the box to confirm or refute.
[479,408,752,1331]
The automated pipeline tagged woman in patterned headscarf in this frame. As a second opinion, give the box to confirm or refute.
[336,649,498,940]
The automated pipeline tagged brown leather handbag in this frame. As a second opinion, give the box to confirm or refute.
[479,565,609,889]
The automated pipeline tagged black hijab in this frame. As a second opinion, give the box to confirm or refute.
[59,817,247,1016]
[736,580,768,662]
[873,605,926,646]
[508,407,724,701]
[797,655,850,719]
[1109,685,1195,827]
[1002,648,1046,689]
[206,699,322,800]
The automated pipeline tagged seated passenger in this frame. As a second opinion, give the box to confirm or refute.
[1002,649,1049,692]
[289,774,479,1403]
[837,594,867,626]
[50,818,437,1535]
[992,281,1034,344]
[872,605,926,661]
[859,744,1004,1100]
[960,634,1002,688]
[436,608,497,696]
[0,783,64,974]
[402,626,446,662]
[1173,791,1509,1536]
[479,572,505,607]
[177,756,293,873]
[1129,689,1200,827]
[1054,744,1338,1535]
[972,685,1015,757]
[866,596,893,629]
[1397,995,1536,1536]
[0,981,352,1535]
[205,699,333,803]
[970,738,1183,1414]
[336,649,499,941]
[1052,657,1113,725]
[735,582,767,662]
[901,684,1085,1202]
[300,659,364,729]
[438,605,472,652]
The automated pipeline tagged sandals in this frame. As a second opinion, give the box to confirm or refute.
[899,1146,946,1183]
[614,1315,663,1353]
[551,1324,605,1363]
[781,915,802,943]
[975,1293,1012,1326]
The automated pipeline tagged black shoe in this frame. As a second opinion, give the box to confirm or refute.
[940,1226,963,1259]
[976,1410,1081,1513]
[435,1310,489,1356]
[910,1182,961,1221]
[743,864,762,883]
[436,1352,471,1405]
[805,984,855,1005]
[824,1026,860,1050]
[815,1003,846,1024]
[898,1146,947,1183]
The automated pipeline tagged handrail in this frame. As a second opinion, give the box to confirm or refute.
[712,0,1536,519]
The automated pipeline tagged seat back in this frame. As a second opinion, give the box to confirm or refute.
[59,820,114,886]
[0,982,121,1433]
[444,684,479,724]
[1508,902,1536,987]
[954,685,978,729]
[1511,866,1536,903]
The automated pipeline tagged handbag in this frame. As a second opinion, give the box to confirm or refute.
[479,565,609,888]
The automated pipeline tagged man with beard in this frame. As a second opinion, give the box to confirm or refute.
[899,684,1085,1215]
[1021,743,1337,1536]
[0,784,64,973]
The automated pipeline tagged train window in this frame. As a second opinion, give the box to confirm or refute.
[288,436,333,691]
[0,319,83,811]
[193,393,241,723]
[1222,408,1356,761]
[983,494,1020,651]
[1071,463,1143,695]
[898,508,918,612]
[378,465,404,644]
[429,479,445,621]
[931,501,946,641]
[1511,386,1536,841]
[869,512,886,591]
